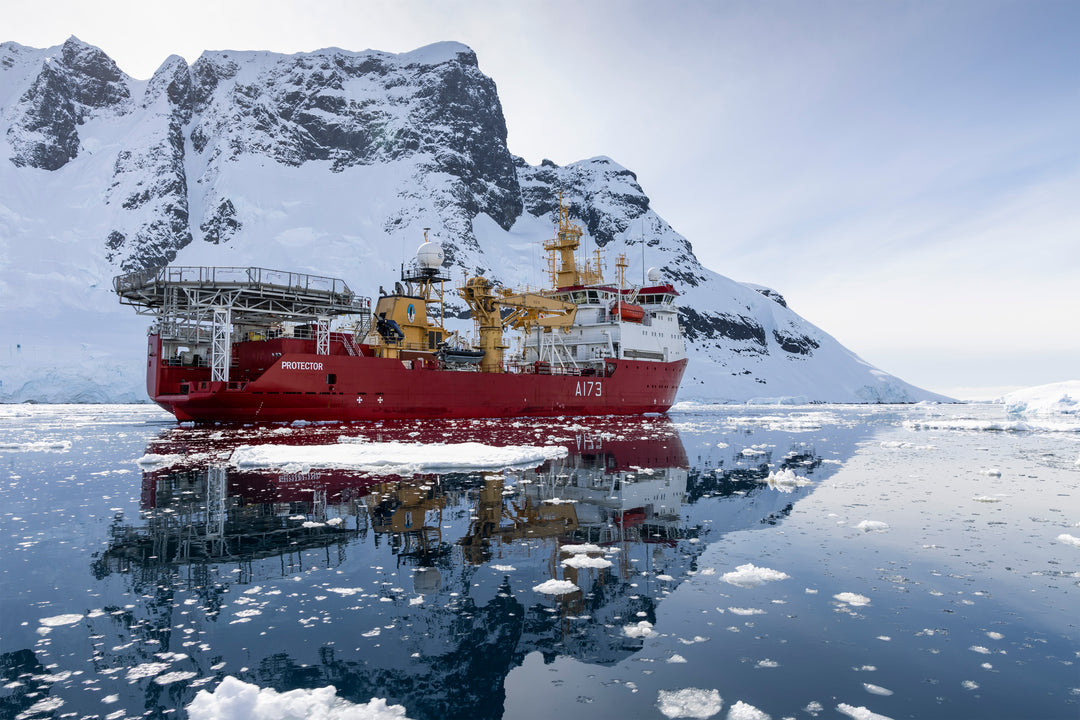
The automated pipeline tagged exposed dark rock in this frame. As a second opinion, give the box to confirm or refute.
[144,55,193,122]
[105,230,126,257]
[59,37,130,111]
[6,37,132,170]
[679,307,767,350]
[751,286,787,307]
[518,157,649,246]
[190,54,239,113]
[106,113,191,270]
[772,329,819,355]
[201,199,240,244]
[6,61,80,169]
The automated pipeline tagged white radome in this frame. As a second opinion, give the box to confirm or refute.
[647,267,662,283]
[416,241,445,270]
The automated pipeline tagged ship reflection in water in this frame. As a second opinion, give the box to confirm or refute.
[88,415,827,719]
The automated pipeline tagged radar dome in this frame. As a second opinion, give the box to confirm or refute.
[416,241,445,270]
[647,267,662,283]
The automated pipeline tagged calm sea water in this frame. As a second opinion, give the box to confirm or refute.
[1,404,1077,720]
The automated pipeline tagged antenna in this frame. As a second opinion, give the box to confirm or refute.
[641,220,646,286]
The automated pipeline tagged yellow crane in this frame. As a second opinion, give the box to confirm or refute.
[457,277,577,373]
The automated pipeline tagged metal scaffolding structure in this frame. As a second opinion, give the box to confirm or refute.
[211,306,231,382]
[113,266,373,360]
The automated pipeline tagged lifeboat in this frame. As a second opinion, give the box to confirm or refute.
[610,301,645,322]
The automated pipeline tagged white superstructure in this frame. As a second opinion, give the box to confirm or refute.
[511,280,686,368]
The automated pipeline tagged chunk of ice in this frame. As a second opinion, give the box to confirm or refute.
[656,687,723,719]
[721,564,790,587]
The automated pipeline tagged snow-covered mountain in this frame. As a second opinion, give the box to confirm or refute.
[0,37,948,405]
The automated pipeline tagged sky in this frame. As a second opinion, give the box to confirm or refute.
[6,0,1078,399]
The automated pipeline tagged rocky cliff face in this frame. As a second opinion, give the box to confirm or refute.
[182,43,521,264]
[4,38,131,170]
[105,55,194,270]
[0,37,946,403]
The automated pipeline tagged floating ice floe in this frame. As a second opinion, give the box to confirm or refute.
[187,676,414,720]
[727,700,770,719]
[0,440,72,452]
[532,579,579,595]
[725,411,839,432]
[855,520,889,533]
[18,697,64,716]
[834,592,871,607]
[903,418,1033,432]
[721,563,790,588]
[126,662,173,681]
[656,687,723,719]
[837,703,893,720]
[728,607,765,616]
[135,453,186,467]
[879,440,934,450]
[623,620,658,638]
[757,468,812,492]
[561,555,612,569]
[560,543,604,554]
[863,683,893,696]
[1057,533,1080,548]
[230,441,567,474]
[154,671,199,685]
[35,612,82,629]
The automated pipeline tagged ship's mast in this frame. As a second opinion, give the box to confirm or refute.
[544,193,603,290]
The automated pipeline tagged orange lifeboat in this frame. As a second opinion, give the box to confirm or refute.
[610,301,645,322]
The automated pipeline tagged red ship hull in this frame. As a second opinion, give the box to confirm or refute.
[147,335,686,422]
